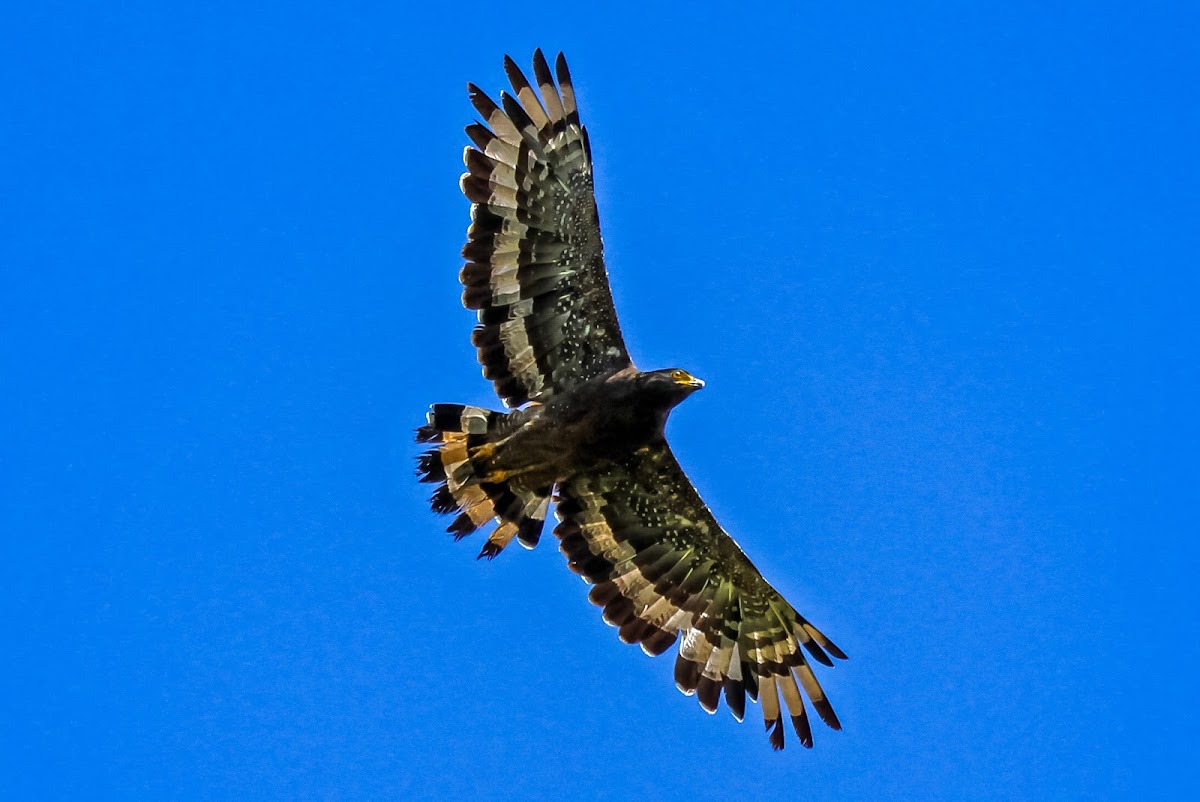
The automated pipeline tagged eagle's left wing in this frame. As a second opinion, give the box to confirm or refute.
[460,51,632,409]
[555,446,847,750]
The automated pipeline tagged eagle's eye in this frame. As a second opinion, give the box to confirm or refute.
[670,369,688,382]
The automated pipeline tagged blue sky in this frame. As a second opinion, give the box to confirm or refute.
[3,2,1197,799]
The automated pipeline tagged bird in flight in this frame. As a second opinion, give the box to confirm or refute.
[417,50,847,750]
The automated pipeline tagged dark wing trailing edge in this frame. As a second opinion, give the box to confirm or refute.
[460,50,632,408]
[555,446,848,750]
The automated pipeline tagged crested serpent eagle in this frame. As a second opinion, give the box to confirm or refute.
[417,51,847,750]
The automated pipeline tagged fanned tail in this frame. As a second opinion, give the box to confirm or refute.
[416,403,551,558]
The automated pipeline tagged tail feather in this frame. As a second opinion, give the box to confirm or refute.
[416,403,550,559]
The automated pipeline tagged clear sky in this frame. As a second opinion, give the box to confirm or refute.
[3,2,1197,799]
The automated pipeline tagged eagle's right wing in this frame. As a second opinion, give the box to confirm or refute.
[460,51,632,408]
[554,444,847,750]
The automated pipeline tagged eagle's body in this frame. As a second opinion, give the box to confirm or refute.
[494,367,703,474]
[417,51,848,750]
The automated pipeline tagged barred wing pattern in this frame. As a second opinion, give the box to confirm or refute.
[460,51,632,408]
[555,447,847,749]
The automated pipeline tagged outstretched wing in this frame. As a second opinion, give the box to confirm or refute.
[555,445,847,750]
[460,50,632,408]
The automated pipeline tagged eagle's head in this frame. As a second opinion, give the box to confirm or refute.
[641,368,705,407]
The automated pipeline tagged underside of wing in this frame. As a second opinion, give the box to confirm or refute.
[554,446,847,750]
[460,50,632,408]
